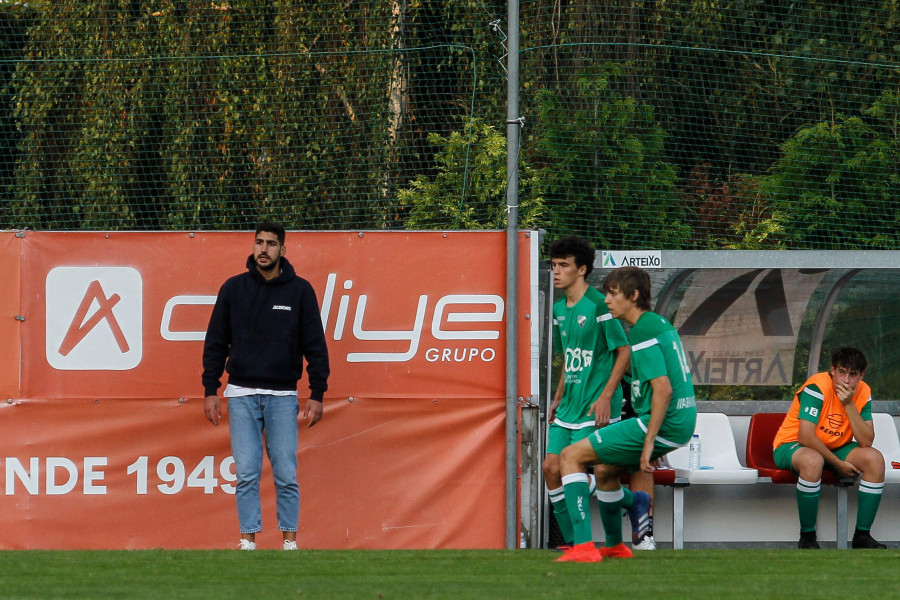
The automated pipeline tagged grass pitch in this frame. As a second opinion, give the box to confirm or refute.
[1,548,897,599]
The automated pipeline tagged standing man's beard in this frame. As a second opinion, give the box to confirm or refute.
[256,257,279,272]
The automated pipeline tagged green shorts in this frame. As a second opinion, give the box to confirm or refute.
[586,412,696,468]
[773,441,860,473]
[547,423,596,455]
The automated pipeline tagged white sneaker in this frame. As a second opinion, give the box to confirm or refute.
[633,535,656,551]
[283,540,298,551]
[238,539,256,551]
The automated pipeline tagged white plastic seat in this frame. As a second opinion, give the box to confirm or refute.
[663,413,757,549]
[669,413,758,484]
[872,413,900,484]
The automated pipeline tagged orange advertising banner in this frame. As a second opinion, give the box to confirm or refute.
[20,231,535,400]
[0,232,20,399]
[1,231,537,549]
[0,396,506,550]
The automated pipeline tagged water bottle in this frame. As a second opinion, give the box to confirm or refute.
[689,434,701,470]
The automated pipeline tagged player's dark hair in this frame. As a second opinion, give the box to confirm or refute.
[256,222,286,245]
[831,347,867,373]
[602,266,652,311]
[548,236,595,278]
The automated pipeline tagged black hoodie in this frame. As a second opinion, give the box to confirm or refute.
[202,255,330,400]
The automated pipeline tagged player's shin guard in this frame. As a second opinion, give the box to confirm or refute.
[597,487,626,547]
[796,478,821,533]
[548,485,574,545]
[561,473,593,545]
[856,480,884,531]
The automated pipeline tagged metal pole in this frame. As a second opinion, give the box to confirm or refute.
[505,0,521,550]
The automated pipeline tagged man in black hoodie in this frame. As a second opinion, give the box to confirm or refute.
[202,222,330,551]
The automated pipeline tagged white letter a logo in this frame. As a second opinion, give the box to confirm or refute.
[46,267,143,371]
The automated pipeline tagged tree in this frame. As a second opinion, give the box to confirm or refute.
[756,89,900,249]
[525,64,690,249]
[400,117,544,229]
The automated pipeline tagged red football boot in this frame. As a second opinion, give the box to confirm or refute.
[599,542,634,559]
[555,541,604,563]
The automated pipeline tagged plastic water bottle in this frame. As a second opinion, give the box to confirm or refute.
[689,434,701,470]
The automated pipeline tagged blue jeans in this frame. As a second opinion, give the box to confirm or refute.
[228,394,300,533]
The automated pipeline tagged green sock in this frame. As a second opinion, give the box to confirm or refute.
[548,486,573,544]
[597,488,625,547]
[855,480,884,531]
[796,478,820,533]
[562,474,593,545]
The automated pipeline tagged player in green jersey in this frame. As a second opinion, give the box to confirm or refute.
[556,266,696,563]
[544,237,637,550]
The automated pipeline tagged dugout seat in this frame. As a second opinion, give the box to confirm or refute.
[669,412,758,484]
[746,412,849,486]
[660,413,757,549]
[619,465,679,486]
[618,467,682,492]
[746,412,854,548]
[872,413,900,484]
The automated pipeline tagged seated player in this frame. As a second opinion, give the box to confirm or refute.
[773,347,886,549]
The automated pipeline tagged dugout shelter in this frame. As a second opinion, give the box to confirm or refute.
[526,250,900,548]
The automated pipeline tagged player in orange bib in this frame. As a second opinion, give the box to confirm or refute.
[773,347,886,549]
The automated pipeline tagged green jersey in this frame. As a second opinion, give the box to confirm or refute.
[628,311,696,430]
[552,286,629,428]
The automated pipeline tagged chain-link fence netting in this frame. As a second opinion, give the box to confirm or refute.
[1,1,897,248]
